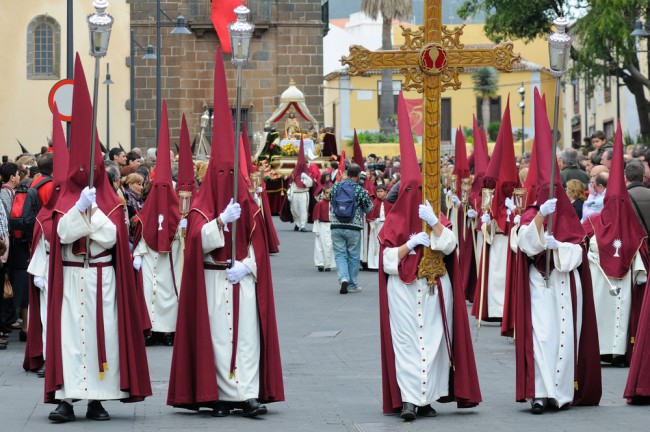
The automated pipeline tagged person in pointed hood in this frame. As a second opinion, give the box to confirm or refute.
[285,138,313,232]
[167,48,284,418]
[132,101,183,347]
[321,126,338,157]
[176,113,197,198]
[583,122,648,367]
[377,92,481,421]
[468,116,488,272]
[513,88,601,414]
[44,53,151,423]
[24,104,68,375]
[448,127,477,301]
[472,99,520,323]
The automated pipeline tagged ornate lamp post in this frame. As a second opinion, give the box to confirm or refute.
[227,4,254,265]
[86,0,113,260]
[545,16,572,284]
[518,84,525,156]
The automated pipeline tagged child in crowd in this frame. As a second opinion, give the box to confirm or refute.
[312,186,336,272]
[366,184,392,270]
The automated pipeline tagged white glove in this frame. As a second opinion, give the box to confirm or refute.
[443,188,449,196]
[133,255,142,271]
[225,260,251,284]
[179,218,188,229]
[75,186,96,212]
[467,209,478,219]
[418,200,439,227]
[544,234,559,250]
[300,173,309,181]
[406,231,431,250]
[219,198,241,225]
[287,193,293,202]
[637,273,647,285]
[315,232,321,237]
[445,189,453,197]
[481,213,491,224]
[504,197,516,212]
[514,214,521,225]
[257,186,263,193]
[539,198,557,217]
[33,276,46,290]
[451,195,461,206]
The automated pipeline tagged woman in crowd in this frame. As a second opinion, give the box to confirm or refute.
[566,179,587,221]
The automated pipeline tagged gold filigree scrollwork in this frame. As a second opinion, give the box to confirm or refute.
[340,46,372,75]
[400,25,425,50]
[440,67,463,92]
[492,43,521,72]
[400,67,425,93]
[445,45,521,72]
[441,24,465,49]
[341,46,419,76]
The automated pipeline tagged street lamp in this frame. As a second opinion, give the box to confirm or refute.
[518,84,525,156]
[545,16,572,286]
[130,29,156,149]
[227,4,254,266]
[86,0,113,260]
[631,19,649,38]
[103,63,114,151]
[154,1,192,145]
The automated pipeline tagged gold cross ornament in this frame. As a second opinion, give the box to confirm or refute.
[341,2,520,285]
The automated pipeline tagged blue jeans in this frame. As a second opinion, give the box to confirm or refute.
[331,229,361,288]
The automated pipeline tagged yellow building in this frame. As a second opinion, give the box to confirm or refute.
[0,1,131,157]
[324,23,561,157]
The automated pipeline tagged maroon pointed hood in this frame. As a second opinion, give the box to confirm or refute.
[588,121,646,278]
[453,127,470,193]
[138,101,181,252]
[470,115,489,210]
[483,97,520,232]
[523,138,538,200]
[352,129,364,167]
[56,53,120,214]
[190,47,256,262]
[289,137,308,188]
[520,88,584,244]
[176,113,196,196]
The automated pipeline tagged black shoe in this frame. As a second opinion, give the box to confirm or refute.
[36,364,45,378]
[324,268,331,272]
[163,334,174,347]
[241,398,267,417]
[531,402,544,415]
[418,404,437,417]
[318,266,324,272]
[400,402,416,421]
[299,228,307,232]
[340,280,349,294]
[211,401,231,417]
[19,330,27,342]
[86,400,110,421]
[294,226,299,231]
[144,335,154,346]
[49,401,76,423]
[557,402,571,411]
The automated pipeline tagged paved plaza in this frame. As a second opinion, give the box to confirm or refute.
[1,217,649,431]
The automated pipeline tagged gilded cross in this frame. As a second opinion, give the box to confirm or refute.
[341,2,520,284]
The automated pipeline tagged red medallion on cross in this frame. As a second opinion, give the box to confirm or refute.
[418,43,448,75]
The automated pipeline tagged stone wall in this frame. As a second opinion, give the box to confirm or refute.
[129,0,325,150]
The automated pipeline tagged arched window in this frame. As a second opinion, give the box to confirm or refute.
[27,15,61,80]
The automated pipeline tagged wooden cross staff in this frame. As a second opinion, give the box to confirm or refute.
[341,1,520,285]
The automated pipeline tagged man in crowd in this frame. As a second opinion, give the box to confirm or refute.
[560,148,589,187]
[108,148,126,168]
[626,161,650,237]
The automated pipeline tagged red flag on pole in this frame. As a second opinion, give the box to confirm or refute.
[211,0,244,54]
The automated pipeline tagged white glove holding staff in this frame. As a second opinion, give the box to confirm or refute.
[545,234,559,250]
[76,186,96,212]
[133,255,143,271]
[406,232,431,250]
[226,260,251,284]
[418,200,439,227]
[219,199,241,225]
[539,198,557,217]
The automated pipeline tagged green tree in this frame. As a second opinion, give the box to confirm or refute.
[458,0,650,140]
[472,67,499,128]
[361,0,413,134]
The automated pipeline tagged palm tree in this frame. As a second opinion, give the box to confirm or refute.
[472,67,498,128]
[361,0,413,134]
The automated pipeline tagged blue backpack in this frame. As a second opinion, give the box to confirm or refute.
[332,181,357,223]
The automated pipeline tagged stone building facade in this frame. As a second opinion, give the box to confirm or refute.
[130,0,326,150]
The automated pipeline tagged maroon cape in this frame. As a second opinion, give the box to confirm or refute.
[312,199,330,222]
[625,262,650,402]
[378,232,482,413]
[166,207,284,408]
[511,212,601,405]
[366,198,392,222]
[44,204,152,403]
[455,206,477,302]
[23,221,48,371]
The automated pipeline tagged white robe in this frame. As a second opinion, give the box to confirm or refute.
[383,228,456,406]
[27,233,49,358]
[361,214,369,264]
[201,220,261,402]
[289,176,313,229]
[518,222,583,406]
[134,227,183,333]
[313,220,335,269]
[367,202,387,270]
[54,208,128,401]
[587,235,646,356]
[481,221,509,318]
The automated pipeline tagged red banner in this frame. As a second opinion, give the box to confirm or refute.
[403,98,423,136]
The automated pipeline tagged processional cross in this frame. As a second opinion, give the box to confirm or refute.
[341,1,520,284]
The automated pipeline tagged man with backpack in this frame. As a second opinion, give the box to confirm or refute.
[329,163,373,294]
